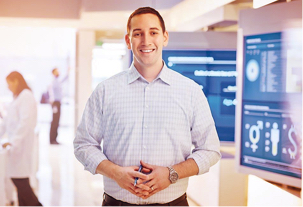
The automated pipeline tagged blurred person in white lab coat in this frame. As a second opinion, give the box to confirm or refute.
[0,71,42,206]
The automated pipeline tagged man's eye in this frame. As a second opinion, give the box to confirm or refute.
[134,33,140,37]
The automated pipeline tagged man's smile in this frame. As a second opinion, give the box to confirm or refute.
[140,49,155,53]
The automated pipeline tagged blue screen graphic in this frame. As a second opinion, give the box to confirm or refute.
[162,50,237,142]
[241,32,302,179]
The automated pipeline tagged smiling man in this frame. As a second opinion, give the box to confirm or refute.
[74,7,221,206]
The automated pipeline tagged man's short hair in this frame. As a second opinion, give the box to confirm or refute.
[127,7,166,35]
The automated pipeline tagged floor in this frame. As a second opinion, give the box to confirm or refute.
[9,122,199,206]
[35,123,104,206]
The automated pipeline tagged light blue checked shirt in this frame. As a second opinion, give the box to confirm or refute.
[50,74,68,102]
[74,62,221,204]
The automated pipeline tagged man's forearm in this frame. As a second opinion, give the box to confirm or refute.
[172,158,199,179]
[95,160,122,180]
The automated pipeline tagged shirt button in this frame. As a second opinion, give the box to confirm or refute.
[145,104,149,108]
[143,145,147,149]
[144,125,147,128]
[146,87,150,90]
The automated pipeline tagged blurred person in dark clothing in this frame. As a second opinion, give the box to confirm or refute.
[49,67,69,145]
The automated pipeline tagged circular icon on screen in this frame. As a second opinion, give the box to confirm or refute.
[246,59,259,82]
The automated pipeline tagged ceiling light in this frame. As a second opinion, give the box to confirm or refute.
[253,0,278,9]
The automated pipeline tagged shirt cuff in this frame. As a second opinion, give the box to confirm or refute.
[75,146,108,175]
[187,151,221,175]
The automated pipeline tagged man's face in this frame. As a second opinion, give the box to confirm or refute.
[125,13,168,71]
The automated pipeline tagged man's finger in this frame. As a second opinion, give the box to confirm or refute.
[129,183,149,197]
[140,160,154,170]
[135,183,150,191]
[127,186,138,196]
[141,167,152,174]
[132,171,149,180]
[141,188,159,199]
[133,187,150,197]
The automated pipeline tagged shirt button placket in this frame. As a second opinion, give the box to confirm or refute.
[142,85,150,159]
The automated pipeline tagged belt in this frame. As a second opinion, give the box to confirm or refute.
[103,193,187,206]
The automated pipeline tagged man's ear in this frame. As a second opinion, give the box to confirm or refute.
[163,31,169,47]
[125,34,131,49]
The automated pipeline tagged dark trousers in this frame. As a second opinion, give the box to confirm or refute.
[11,178,42,206]
[50,101,61,143]
[102,193,189,206]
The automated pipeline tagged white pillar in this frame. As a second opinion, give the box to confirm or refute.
[75,30,95,128]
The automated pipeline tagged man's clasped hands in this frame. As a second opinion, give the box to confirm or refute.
[113,160,172,199]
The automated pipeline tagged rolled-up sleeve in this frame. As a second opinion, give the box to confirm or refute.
[73,85,108,174]
[187,85,221,175]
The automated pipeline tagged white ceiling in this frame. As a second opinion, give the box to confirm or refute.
[0,0,298,38]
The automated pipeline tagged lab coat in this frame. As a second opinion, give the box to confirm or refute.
[0,89,37,178]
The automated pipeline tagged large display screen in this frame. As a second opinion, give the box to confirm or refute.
[162,50,237,142]
[240,32,302,179]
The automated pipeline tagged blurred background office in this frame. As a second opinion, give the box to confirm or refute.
[0,0,301,206]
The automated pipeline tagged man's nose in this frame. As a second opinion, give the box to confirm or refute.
[141,33,151,45]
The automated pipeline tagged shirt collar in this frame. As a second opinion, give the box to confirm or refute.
[157,62,171,85]
[127,61,172,85]
[128,62,142,84]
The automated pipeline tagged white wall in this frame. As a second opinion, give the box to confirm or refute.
[0,27,76,102]
[0,27,76,128]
